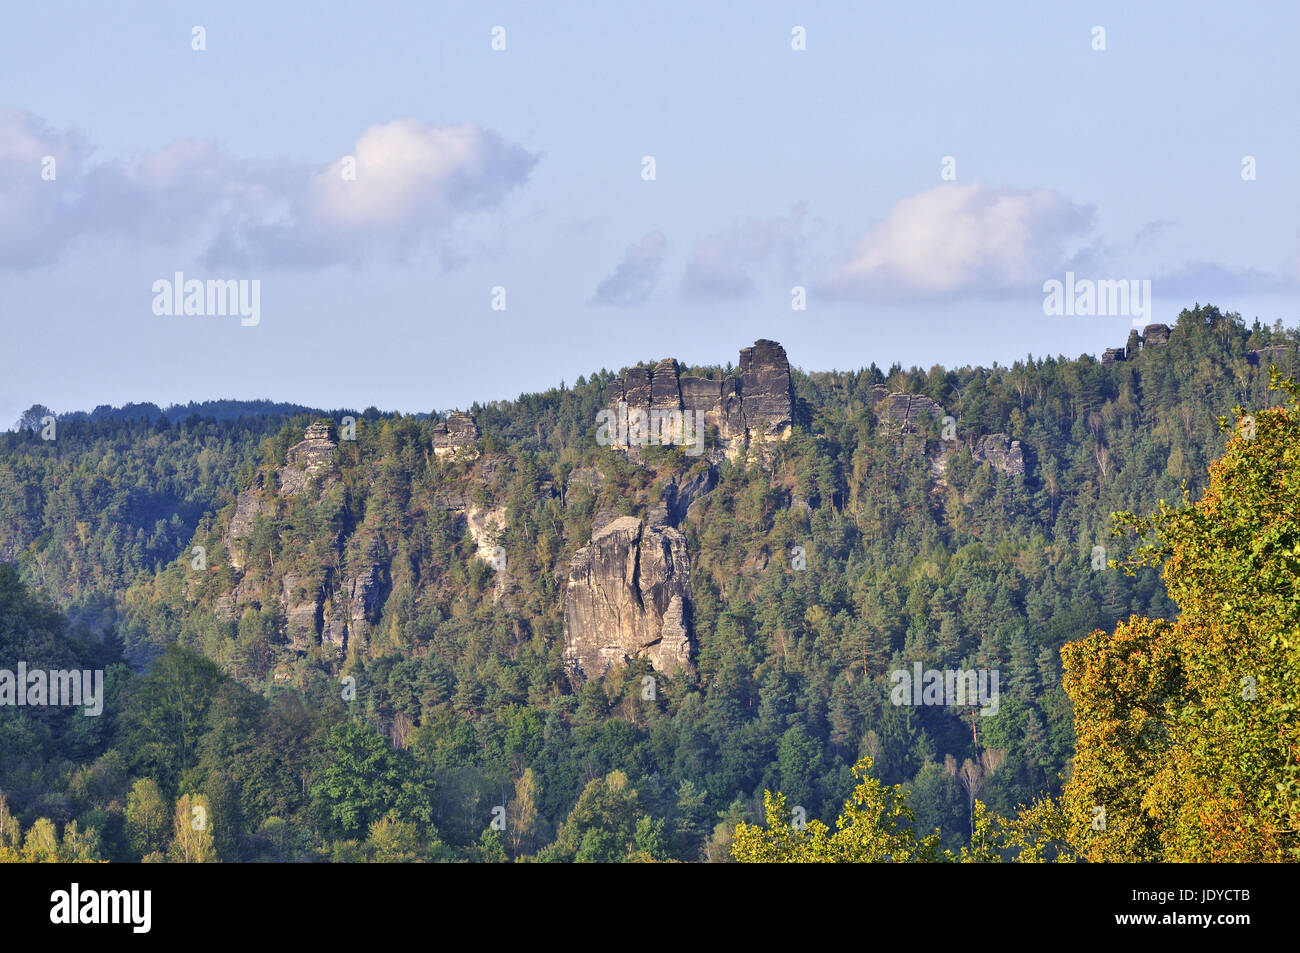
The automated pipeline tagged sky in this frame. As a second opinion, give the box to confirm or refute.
[1,0,1297,427]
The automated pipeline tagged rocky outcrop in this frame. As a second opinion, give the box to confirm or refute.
[321,565,385,653]
[738,340,795,440]
[227,474,266,542]
[563,516,693,678]
[869,386,1026,478]
[433,412,480,458]
[872,387,946,434]
[1141,323,1170,347]
[1248,345,1291,366]
[225,474,268,570]
[1100,323,1174,364]
[971,434,1025,476]
[603,340,794,463]
[648,469,716,528]
[279,422,337,495]
[465,504,507,564]
[282,572,323,651]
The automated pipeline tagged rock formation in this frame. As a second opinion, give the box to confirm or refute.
[433,412,480,458]
[217,421,391,658]
[279,422,337,495]
[563,516,693,678]
[647,469,716,528]
[1101,347,1125,365]
[971,434,1026,476]
[603,340,794,462]
[1141,323,1170,347]
[868,386,1026,477]
[1248,344,1291,366]
[738,340,796,441]
[226,473,267,569]
[872,387,946,434]
[282,572,323,650]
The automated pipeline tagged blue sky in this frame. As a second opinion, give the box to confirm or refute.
[1,0,1297,426]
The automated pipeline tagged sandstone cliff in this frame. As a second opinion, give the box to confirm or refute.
[217,422,389,659]
[433,412,480,458]
[603,339,794,463]
[971,433,1026,476]
[563,516,693,678]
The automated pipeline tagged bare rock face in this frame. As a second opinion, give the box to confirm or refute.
[225,473,268,569]
[648,469,716,527]
[972,433,1025,476]
[282,572,323,651]
[1101,348,1126,365]
[604,340,794,463]
[874,390,946,433]
[738,339,795,440]
[1142,323,1171,347]
[563,516,693,678]
[650,358,682,409]
[279,422,337,496]
[433,412,480,458]
[320,565,385,655]
[871,387,1029,481]
[465,504,507,565]
[228,474,266,541]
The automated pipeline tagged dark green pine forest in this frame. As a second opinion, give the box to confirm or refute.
[0,304,1294,862]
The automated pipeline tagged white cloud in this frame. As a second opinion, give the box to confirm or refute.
[682,204,808,299]
[821,183,1096,300]
[589,230,667,306]
[0,110,538,270]
[0,108,92,267]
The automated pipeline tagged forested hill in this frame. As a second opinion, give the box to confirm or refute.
[1,303,1295,862]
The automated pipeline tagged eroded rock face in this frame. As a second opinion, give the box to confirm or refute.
[738,340,795,439]
[869,387,1028,480]
[1142,323,1171,347]
[225,474,268,569]
[465,504,507,565]
[321,565,385,654]
[604,340,794,462]
[280,422,337,496]
[433,412,480,458]
[228,475,265,541]
[873,388,945,434]
[282,572,323,651]
[648,469,716,528]
[972,433,1026,476]
[563,516,693,678]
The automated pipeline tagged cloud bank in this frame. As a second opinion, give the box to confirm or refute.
[0,109,538,270]
[821,183,1096,300]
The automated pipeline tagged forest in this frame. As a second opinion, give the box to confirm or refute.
[0,304,1296,862]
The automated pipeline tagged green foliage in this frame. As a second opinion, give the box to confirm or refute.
[3,305,1297,861]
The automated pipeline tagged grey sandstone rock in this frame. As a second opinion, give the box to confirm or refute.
[563,516,693,678]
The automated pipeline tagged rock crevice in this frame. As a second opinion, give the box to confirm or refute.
[563,516,693,678]
[604,340,794,462]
